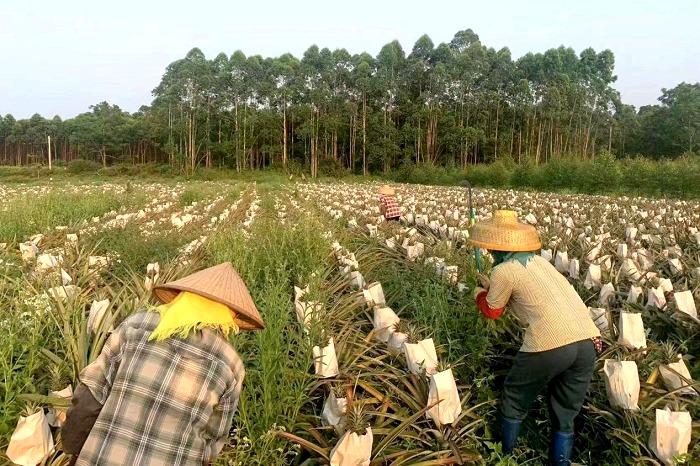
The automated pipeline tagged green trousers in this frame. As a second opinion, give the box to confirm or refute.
[500,339,596,432]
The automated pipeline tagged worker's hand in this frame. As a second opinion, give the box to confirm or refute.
[477,273,490,289]
[473,286,487,300]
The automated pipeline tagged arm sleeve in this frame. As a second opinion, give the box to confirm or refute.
[476,291,504,319]
[486,264,517,310]
[205,374,244,460]
[78,320,126,405]
[61,383,104,455]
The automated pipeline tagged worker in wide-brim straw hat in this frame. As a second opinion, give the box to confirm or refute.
[468,210,601,465]
[62,262,264,466]
[378,185,401,222]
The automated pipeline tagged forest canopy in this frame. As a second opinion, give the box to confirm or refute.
[1,29,699,175]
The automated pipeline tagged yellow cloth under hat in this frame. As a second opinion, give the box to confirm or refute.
[149,291,239,341]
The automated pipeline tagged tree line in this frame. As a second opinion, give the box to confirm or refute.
[1,29,699,175]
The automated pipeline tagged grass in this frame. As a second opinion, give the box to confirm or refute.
[1,178,698,465]
[0,188,147,243]
[81,225,186,279]
[205,209,331,465]
[389,154,700,199]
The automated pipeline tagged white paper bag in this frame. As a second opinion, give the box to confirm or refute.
[404,338,438,376]
[6,411,54,466]
[541,249,553,262]
[60,269,72,286]
[586,243,602,262]
[366,282,386,307]
[48,285,80,301]
[373,307,399,343]
[554,251,569,273]
[627,286,643,304]
[322,392,348,428]
[637,249,654,270]
[584,264,602,290]
[603,360,640,411]
[659,355,697,396]
[19,242,39,262]
[313,338,339,378]
[146,261,160,276]
[647,287,667,309]
[88,255,109,270]
[618,312,647,350]
[405,242,424,261]
[588,307,610,336]
[36,253,60,273]
[668,258,683,275]
[599,283,615,306]
[295,301,321,330]
[569,259,580,279]
[46,384,73,427]
[672,291,697,319]
[329,427,373,466]
[616,243,628,259]
[348,271,366,290]
[442,265,458,284]
[658,278,673,293]
[294,285,309,303]
[87,299,113,334]
[427,369,462,426]
[388,331,408,354]
[649,408,692,466]
[621,259,642,282]
[144,276,156,291]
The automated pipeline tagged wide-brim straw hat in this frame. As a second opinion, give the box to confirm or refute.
[153,262,265,331]
[378,185,395,196]
[468,210,541,252]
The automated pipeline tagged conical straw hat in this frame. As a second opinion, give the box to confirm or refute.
[153,262,265,331]
[468,210,541,252]
[378,185,395,196]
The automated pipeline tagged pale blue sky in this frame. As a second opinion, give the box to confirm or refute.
[1,0,698,119]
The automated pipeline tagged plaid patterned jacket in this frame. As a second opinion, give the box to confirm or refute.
[76,311,245,466]
[379,195,401,219]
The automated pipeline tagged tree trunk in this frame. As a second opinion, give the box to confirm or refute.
[583,95,598,158]
[243,103,247,171]
[333,131,338,161]
[362,94,367,176]
[536,119,543,165]
[349,114,355,171]
[518,127,522,163]
[235,101,240,172]
[283,95,287,168]
[494,98,500,160]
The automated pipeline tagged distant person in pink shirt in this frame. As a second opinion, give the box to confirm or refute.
[378,185,401,222]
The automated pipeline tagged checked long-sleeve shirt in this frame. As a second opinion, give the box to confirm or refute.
[64,311,245,466]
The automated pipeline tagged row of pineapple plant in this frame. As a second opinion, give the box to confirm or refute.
[296,182,699,464]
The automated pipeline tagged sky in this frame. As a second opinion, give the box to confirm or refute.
[1,0,698,119]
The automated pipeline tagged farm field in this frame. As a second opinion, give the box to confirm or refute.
[1,179,699,466]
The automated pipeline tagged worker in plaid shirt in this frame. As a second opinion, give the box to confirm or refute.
[378,185,401,221]
[62,263,265,466]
